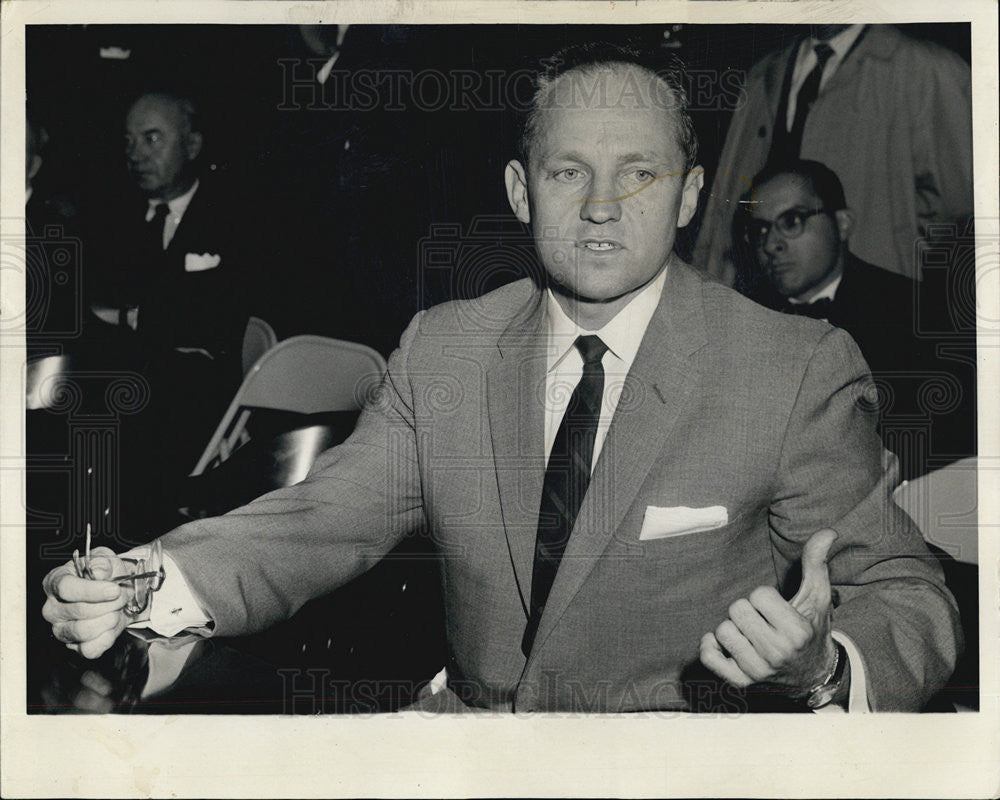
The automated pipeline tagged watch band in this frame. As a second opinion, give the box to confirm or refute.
[798,640,848,709]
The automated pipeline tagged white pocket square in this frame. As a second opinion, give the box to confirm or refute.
[184,252,221,272]
[639,505,728,541]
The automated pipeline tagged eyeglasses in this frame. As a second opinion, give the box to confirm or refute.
[744,207,829,246]
[73,526,164,617]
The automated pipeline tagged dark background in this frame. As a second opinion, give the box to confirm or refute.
[26,23,971,355]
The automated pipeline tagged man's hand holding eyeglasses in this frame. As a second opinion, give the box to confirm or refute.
[42,547,143,659]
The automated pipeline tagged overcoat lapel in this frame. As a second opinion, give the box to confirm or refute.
[763,40,799,121]
[815,26,875,115]
[529,261,709,656]
[486,289,548,615]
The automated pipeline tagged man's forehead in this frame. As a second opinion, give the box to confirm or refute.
[126,97,182,129]
[531,67,682,163]
[751,175,821,216]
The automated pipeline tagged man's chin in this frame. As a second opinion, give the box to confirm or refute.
[769,278,800,299]
[131,176,160,194]
[549,280,626,305]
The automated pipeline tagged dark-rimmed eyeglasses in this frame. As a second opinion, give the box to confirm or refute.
[744,207,829,247]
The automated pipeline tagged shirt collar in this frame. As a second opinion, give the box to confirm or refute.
[545,259,669,372]
[804,24,864,62]
[146,178,199,222]
[788,272,843,304]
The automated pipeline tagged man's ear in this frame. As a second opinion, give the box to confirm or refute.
[184,131,204,162]
[676,167,704,229]
[505,160,531,224]
[834,208,854,242]
[27,154,42,184]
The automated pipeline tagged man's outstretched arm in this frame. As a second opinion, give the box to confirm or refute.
[42,311,429,654]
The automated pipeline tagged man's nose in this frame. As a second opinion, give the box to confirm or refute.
[126,141,145,163]
[761,224,785,255]
[579,177,622,224]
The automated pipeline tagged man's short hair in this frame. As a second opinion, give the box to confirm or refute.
[748,159,849,212]
[128,90,202,136]
[516,41,698,173]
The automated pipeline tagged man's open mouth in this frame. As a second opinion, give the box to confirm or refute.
[578,239,623,251]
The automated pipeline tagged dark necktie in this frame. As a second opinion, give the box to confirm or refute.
[124,203,170,330]
[785,43,835,158]
[781,297,834,320]
[147,202,169,254]
[122,203,169,329]
[522,334,609,656]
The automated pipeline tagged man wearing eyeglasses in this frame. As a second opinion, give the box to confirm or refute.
[742,159,917,327]
[742,159,974,480]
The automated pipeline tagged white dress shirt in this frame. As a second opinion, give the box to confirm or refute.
[543,264,667,468]
[785,25,865,131]
[787,272,844,314]
[130,259,869,710]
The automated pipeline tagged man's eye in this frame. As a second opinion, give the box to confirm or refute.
[554,168,585,182]
[146,133,161,145]
[633,169,655,183]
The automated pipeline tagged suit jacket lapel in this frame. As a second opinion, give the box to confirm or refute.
[529,260,709,655]
[164,182,205,262]
[486,288,548,615]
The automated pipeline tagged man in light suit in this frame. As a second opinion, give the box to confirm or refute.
[42,44,960,712]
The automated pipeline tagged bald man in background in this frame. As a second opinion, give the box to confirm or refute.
[85,91,261,536]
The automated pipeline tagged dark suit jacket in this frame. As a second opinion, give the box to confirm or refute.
[88,177,257,368]
[159,259,961,712]
[751,254,976,478]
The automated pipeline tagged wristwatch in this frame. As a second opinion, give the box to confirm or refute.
[795,641,848,709]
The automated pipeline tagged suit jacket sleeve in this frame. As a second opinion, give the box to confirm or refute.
[158,311,429,636]
[767,326,962,711]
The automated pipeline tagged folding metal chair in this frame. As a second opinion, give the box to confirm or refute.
[241,316,279,375]
[190,335,386,476]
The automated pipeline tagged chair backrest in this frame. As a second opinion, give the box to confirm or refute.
[242,316,279,375]
[191,335,387,476]
[892,456,978,565]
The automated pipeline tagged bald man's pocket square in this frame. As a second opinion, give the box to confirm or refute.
[639,505,728,541]
[184,253,222,272]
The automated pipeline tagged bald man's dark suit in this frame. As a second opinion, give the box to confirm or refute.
[86,177,261,532]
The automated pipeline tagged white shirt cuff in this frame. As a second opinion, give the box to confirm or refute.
[813,630,871,713]
[123,548,214,638]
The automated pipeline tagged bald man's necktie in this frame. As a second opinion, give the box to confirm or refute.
[786,43,835,158]
[121,203,169,329]
[522,334,609,656]
[147,202,169,254]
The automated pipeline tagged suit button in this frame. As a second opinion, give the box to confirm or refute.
[758,125,767,138]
